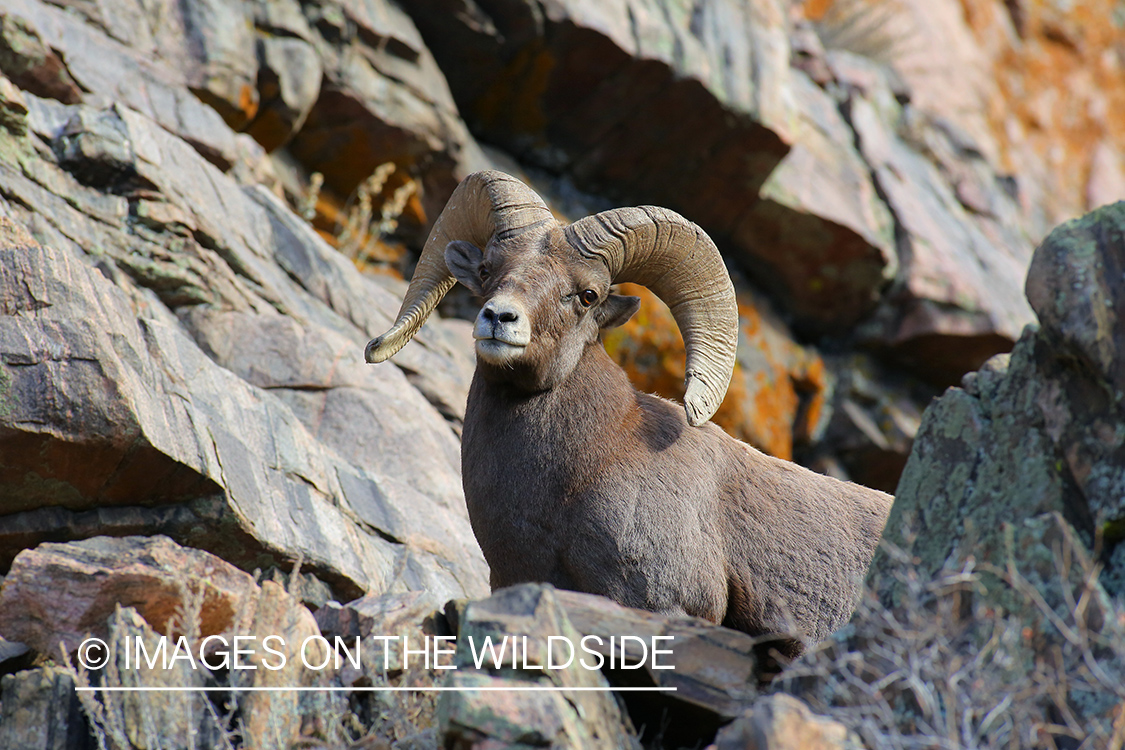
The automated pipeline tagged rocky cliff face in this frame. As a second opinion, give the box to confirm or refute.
[0,0,1122,747]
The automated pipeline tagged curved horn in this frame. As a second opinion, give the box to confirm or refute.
[365,170,555,363]
[565,207,738,426]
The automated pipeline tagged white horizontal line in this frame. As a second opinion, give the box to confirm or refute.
[76,686,677,693]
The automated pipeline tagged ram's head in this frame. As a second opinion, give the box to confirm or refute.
[364,171,739,426]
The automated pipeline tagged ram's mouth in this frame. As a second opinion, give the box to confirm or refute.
[474,336,527,363]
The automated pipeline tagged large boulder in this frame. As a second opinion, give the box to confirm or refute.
[0,536,257,656]
[876,202,1125,602]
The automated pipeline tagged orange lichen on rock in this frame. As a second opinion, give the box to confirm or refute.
[718,296,830,460]
[802,0,834,20]
[962,0,1125,217]
[800,0,1125,223]
[602,283,688,402]
[603,284,830,460]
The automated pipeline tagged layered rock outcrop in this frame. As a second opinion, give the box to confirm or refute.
[0,82,488,602]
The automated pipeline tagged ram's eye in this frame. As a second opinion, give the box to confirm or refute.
[479,267,490,282]
[579,289,598,307]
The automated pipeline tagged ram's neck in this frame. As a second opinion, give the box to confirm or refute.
[463,344,639,461]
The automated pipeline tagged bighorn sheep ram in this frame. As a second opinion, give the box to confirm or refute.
[366,171,893,655]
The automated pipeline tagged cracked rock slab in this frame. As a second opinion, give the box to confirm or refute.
[0,204,486,601]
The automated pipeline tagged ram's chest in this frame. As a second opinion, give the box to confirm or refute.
[464,437,566,541]
[460,418,613,585]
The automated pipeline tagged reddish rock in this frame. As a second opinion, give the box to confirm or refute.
[722,292,830,460]
[713,694,859,750]
[0,535,257,657]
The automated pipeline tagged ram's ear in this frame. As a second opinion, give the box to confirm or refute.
[445,240,484,295]
[596,294,641,329]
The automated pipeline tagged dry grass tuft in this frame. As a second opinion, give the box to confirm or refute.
[335,163,418,267]
[774,536,1125,749]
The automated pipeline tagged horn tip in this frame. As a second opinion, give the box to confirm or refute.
[684,375,720,427]
[364,336,390,364]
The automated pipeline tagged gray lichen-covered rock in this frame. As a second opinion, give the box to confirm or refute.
[875,200,1125,607]
[1025,200,1125,402]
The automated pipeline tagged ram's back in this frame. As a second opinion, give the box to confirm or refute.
[715,440,894,644]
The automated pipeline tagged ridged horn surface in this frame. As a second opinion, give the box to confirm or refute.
[565,206,738,426]
[364,170,555,363]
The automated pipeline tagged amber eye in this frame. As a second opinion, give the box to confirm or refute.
[579,289,598,307]
[479,267,490,282]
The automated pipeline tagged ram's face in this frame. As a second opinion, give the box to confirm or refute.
[445,235,640,391]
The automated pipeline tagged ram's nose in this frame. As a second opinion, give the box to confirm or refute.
[474,298,531,346]
[480,300,520,325]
